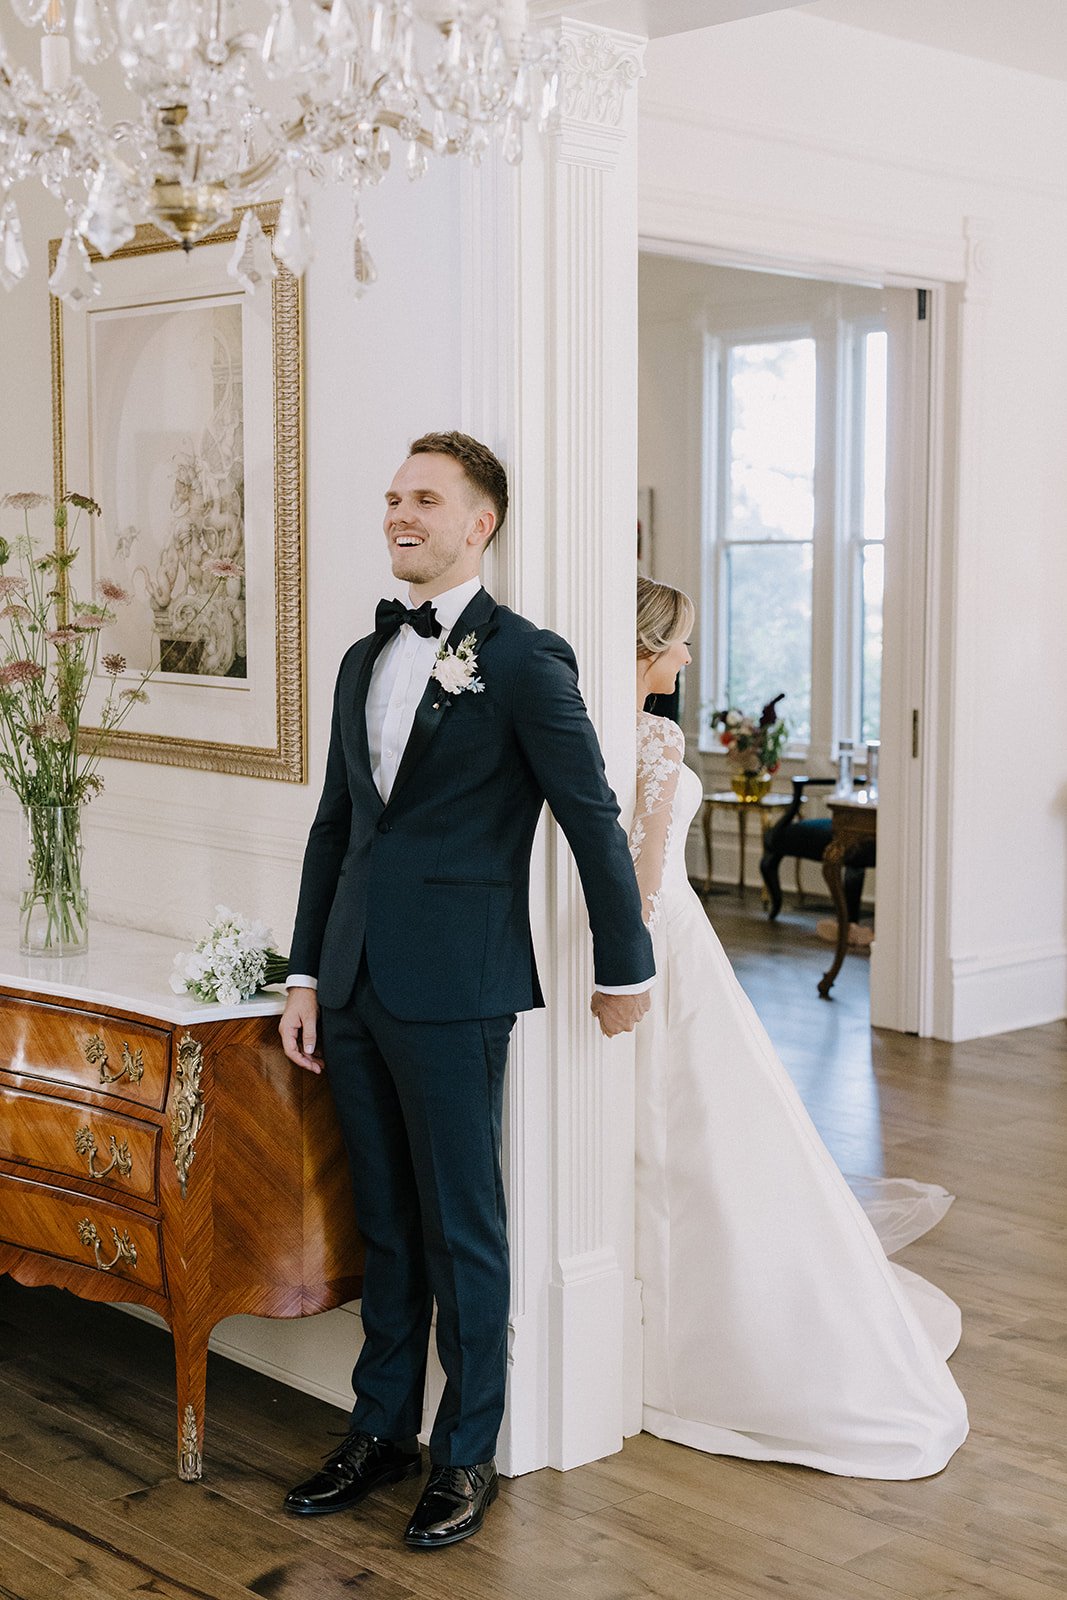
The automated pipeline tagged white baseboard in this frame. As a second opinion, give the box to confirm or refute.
[946,943,1067,1041]
[548,1249,624,1470]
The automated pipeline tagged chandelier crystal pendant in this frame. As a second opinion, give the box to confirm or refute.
[0,0,559,305]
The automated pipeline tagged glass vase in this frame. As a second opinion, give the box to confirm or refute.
[19,803,89,957]
[730,772,772,802]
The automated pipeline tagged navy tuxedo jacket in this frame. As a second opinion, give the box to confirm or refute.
[289,586,655,1021]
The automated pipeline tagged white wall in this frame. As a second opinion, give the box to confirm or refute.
[639,9,1067,1039]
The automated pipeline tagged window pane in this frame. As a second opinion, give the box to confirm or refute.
[726,542,812,743]
[728,339,816,542]
[860,542,884,744]
[862,331,887,540]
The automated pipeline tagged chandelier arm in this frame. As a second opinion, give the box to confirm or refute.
[232,109,460,192]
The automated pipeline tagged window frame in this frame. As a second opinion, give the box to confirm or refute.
[698,298,888,765]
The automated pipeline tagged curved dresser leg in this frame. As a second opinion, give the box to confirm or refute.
[173,1314,208,1481]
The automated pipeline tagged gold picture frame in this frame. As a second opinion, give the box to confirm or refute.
[50,201,306,782]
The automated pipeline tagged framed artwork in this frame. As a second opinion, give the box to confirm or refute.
[50,201,306,782]
[637,485,653,578]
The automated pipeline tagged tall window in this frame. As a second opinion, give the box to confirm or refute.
[851,328,886,745]
[703,313,887,757]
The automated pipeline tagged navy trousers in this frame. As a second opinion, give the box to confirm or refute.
[321,958,515,1466]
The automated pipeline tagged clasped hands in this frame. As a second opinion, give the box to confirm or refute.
[590,989,650,1038]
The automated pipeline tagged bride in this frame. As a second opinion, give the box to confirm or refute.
[628,576,968,1479]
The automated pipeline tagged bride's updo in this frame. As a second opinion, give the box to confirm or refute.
[637,576,695,660]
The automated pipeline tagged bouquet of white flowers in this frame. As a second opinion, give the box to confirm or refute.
[170,906,289,1005]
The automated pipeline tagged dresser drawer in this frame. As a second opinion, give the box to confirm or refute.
[0,1085,160,1202]
[0,1172,164,1293]
[0,999,170,1110]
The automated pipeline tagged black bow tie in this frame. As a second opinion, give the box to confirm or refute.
[375,597,442,640]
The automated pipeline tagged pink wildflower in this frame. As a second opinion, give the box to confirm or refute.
[102,652,126,676]
[120,686,149,703]
[74,613,109,631]
[0,659,45,686]
[27,713,69,742]
[96,578,131,604]
[46,626,82,646]
[0,575,28,599]
[1,491,50,511]
[0,603,31,621]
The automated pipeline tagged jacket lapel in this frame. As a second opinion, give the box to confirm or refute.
[350,630,392,806]
[386,586,498,810]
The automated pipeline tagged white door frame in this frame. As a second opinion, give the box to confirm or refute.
[638,229,962,1035]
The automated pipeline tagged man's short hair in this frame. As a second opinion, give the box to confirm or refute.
[409,431,509,542]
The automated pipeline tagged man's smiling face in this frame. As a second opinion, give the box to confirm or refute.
[383,452,493,598]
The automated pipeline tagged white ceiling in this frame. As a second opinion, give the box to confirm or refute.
[530,2,806,39]
[800,0,1067,82]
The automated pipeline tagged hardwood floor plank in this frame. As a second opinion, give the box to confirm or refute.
[0,1533,129,1600]
[0,1460,254,1600]
[578,1490,913,1600]
[0,1373,171,1503]
[106,1478,413,1599]
[549,1435,897,1566]
[843,1526,1067,1600]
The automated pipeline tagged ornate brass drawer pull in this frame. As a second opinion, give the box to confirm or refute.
[74,1127,133,1181]
[83,1034,145,1086]
[77,1218,138,1273]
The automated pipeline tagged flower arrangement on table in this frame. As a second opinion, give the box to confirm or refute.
[709,693,788,799]
[0,490,243,955]
[170,907,289,1005]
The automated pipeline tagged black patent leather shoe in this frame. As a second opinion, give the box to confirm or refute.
[403,1460,499,1548]
[284,1430,422,1515]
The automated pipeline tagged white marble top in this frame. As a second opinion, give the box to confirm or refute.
[0,915,286,1026]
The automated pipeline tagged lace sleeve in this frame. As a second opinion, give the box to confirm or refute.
[629,714,686,932]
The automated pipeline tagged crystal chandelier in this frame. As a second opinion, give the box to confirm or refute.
[0,0,558,305]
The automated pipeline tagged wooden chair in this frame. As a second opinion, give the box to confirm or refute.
[759,776,871,920]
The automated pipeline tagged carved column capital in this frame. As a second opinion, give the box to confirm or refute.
[553,20,646,169]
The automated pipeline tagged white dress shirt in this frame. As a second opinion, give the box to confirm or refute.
[367,576,482,804]
[288,575,652,996]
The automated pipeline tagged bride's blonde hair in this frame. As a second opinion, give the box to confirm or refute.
[637,576,695,661]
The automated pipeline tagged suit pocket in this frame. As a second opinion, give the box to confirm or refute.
[424,876,512,888]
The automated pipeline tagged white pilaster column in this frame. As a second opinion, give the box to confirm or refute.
[461,17,647,1472]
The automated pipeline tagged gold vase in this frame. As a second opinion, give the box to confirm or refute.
[730,772,772,802]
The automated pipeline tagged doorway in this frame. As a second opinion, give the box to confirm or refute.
[638,251,933,1033]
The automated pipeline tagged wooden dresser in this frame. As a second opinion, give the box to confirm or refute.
[0,922,362,1481]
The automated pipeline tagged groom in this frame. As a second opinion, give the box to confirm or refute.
[279,431,654,1548]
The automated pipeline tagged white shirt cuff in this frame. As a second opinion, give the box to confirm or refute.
[285,974,318,990]
[595,977,655,996]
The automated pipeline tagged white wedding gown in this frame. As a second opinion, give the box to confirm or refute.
[631,712,968,1479]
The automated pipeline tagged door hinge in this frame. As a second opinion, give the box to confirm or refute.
[917,288,928,321]
[912,709,920,758]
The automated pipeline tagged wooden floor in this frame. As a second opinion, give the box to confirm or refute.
[2,893,1066,1600]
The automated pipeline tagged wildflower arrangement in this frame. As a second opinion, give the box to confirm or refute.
[0,490,243,954]
[0,490,153,809]
[709,693,788,775]
[170,906,289,1005]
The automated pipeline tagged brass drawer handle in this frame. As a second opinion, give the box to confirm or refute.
[74,1127,133,1181]
[77,1218,138,1273]
[83,1034,145,1086]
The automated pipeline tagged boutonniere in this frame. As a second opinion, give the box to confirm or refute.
[431,632,485,697]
